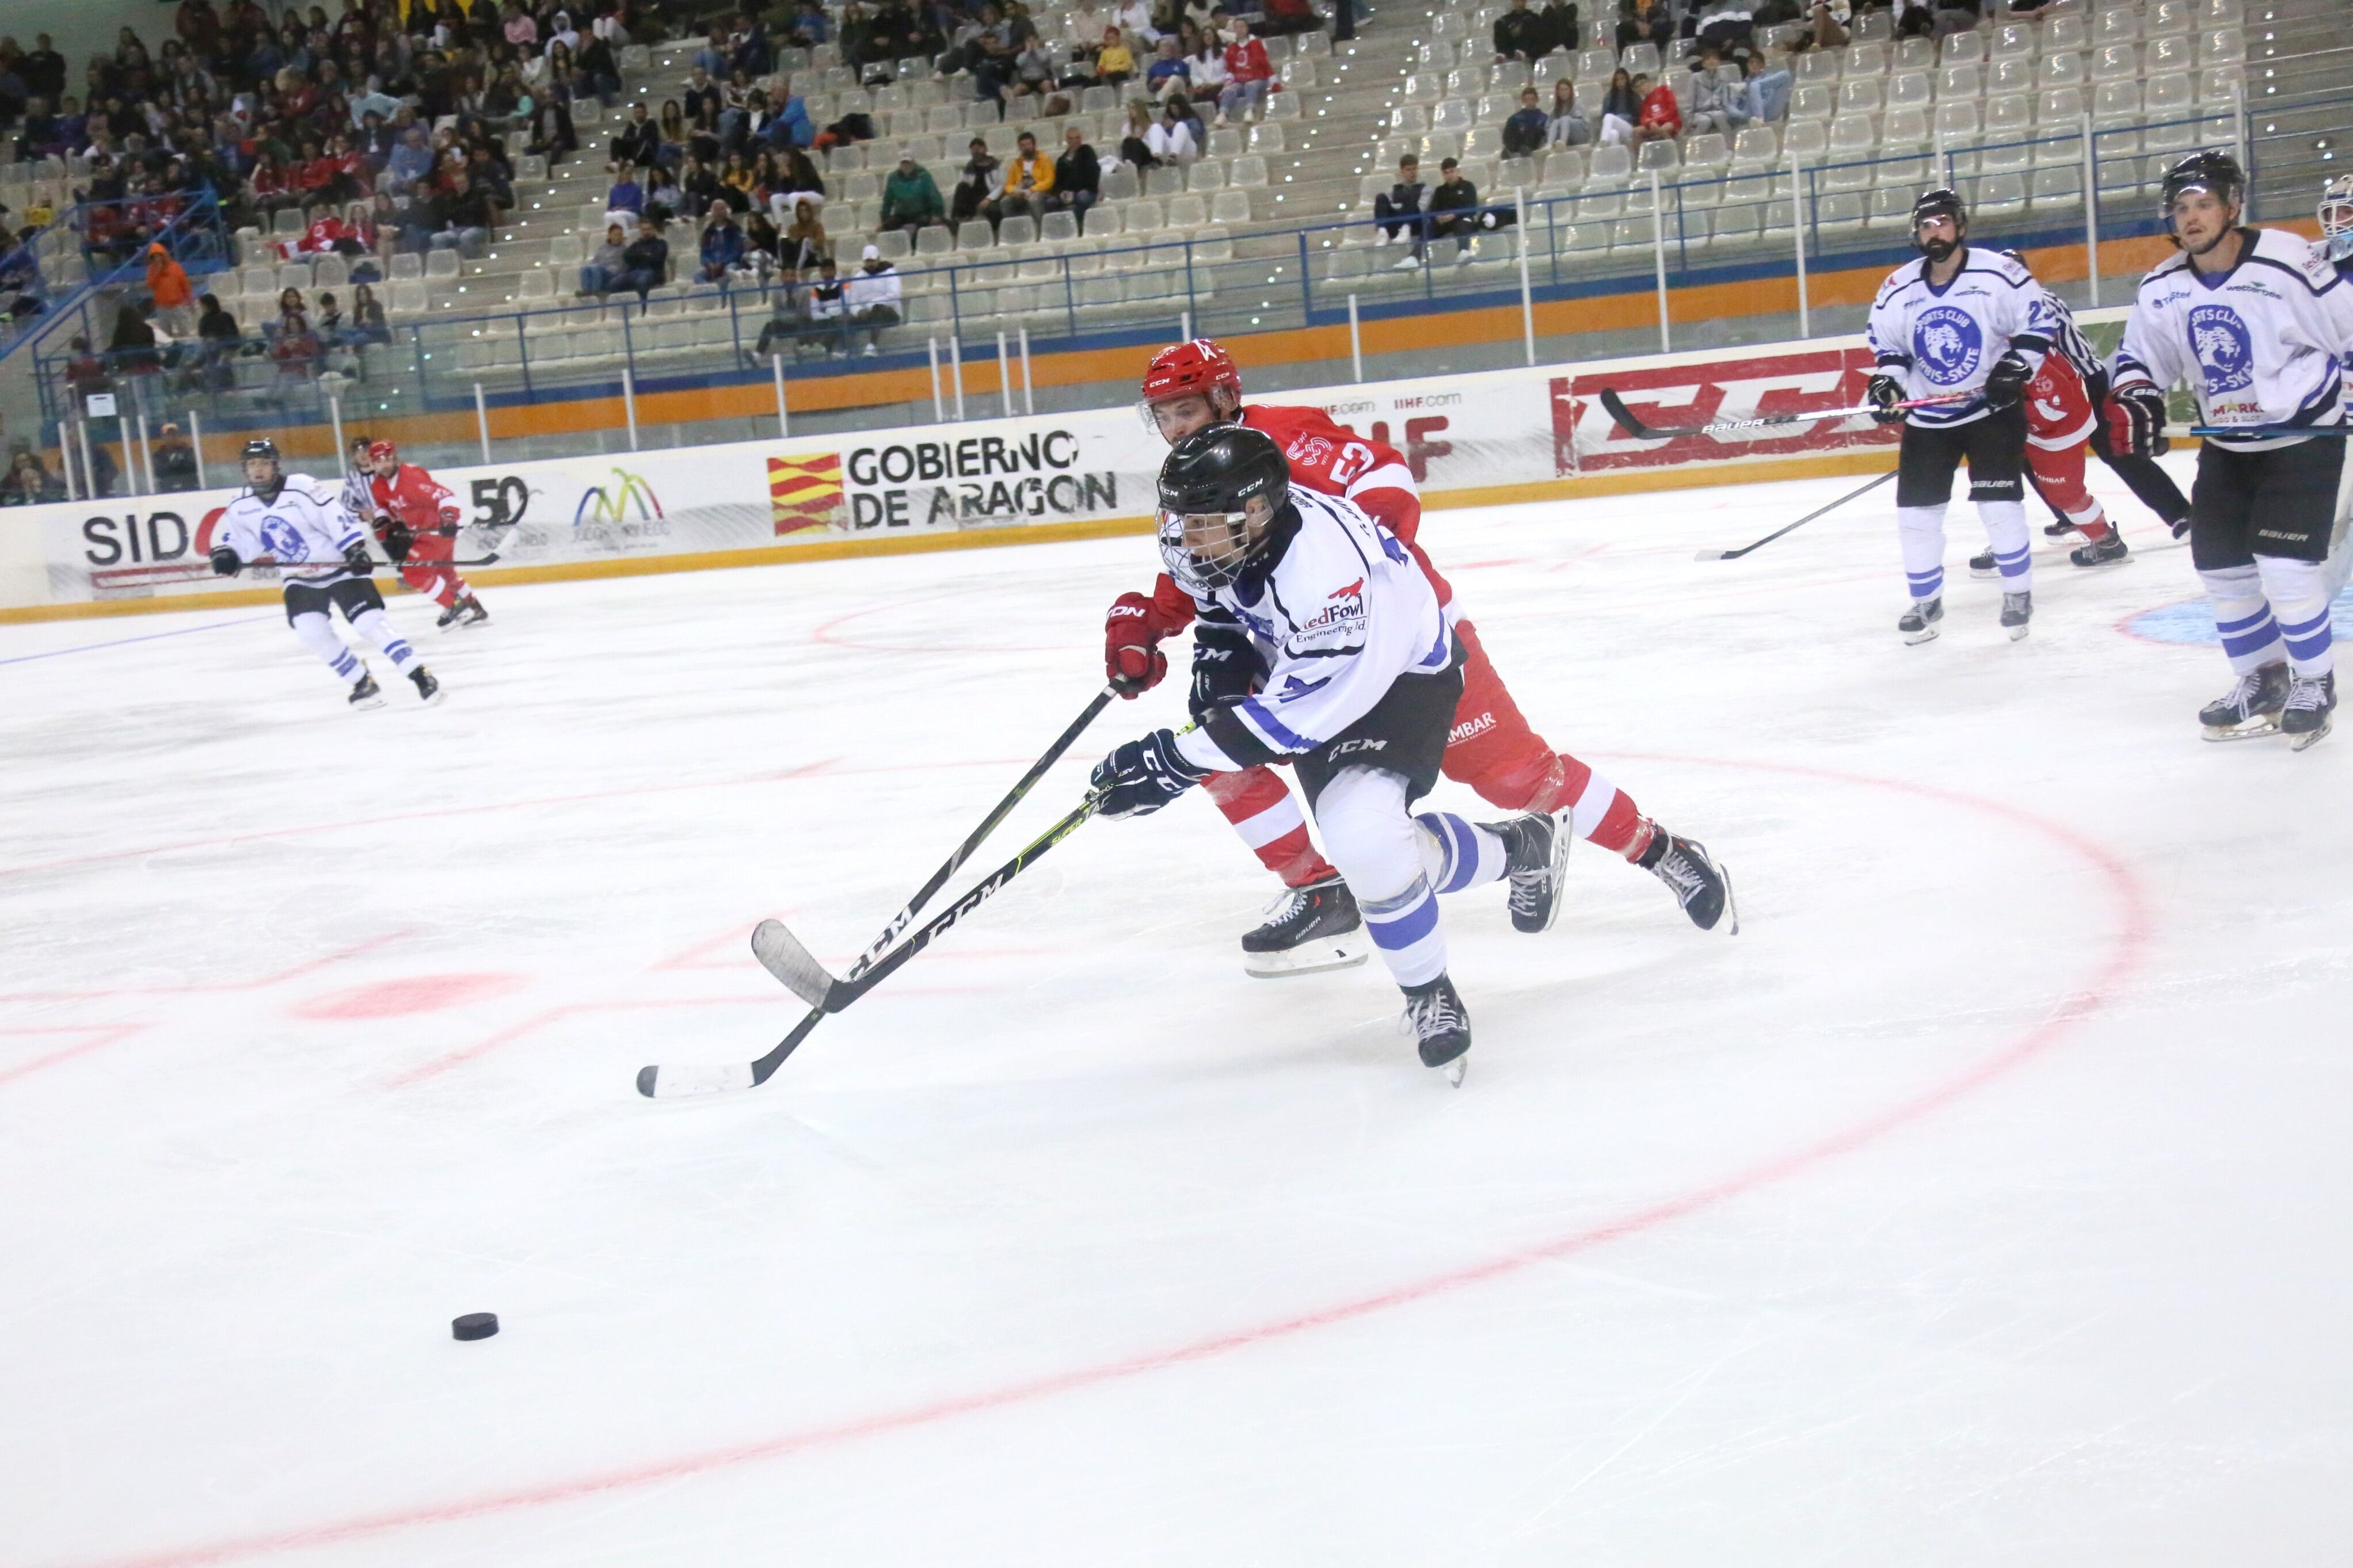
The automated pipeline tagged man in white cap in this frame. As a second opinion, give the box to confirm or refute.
[843,241,902,358]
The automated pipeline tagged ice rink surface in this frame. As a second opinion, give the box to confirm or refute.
[5,461,2352,1567]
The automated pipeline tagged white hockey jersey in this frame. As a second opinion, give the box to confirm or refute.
[1865,246,2057,427]
[212,473,368,585]
[1172,488,1452,776]
[2114,227,2353,451]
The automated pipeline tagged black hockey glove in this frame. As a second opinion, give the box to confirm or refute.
[1983,349,2032,410]
[1865,372,1906,425]
[342,540,375,574]
[380,520,414,563]
[1091,727,1211,820]
[2106,382,2171,459]
[208,544,241,577]
[1189,621,1262,720]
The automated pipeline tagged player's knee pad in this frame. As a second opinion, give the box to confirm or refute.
[1309,766,1421,903]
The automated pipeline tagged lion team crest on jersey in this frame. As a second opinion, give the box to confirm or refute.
[1913,306,1983,386]
[2186,303,2255,394]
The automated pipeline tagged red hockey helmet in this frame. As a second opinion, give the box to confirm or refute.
[365,438,399,468]
[1138,338,1243,441]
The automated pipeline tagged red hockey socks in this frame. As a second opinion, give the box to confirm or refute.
[1205,766,1338,887]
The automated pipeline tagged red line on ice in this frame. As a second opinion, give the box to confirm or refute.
[45,756,2155,1568]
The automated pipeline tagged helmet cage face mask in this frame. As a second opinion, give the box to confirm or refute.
[1158,497,1271,595]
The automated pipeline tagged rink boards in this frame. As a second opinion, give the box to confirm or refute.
[3,321,2056,623]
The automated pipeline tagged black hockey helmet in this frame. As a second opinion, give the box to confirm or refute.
[1910,186,1967,261]
[240,437,283,496]
[240,437,280,464]
[2161,149,2245,245]
[1156,424,1292,594]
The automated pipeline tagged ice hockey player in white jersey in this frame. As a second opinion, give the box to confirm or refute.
[1865,187,2057,644]
[2111,151,2353,749]
[2319,174,2353,603]
[208,439,444,709]
[1088,425,1574,1085]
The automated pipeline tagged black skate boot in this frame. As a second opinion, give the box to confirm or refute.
[2043,516,2080,538]
[1402,973,1471,1084]
[409,666,444,705]
[2282,671,2335,752]
[453,593,489,628]
[2199,662,2289,741]
[1240,874,1369,978]
[1967,549,1999,579]
[1482,811,1568,933]
[1639,829,1738,934]
[1898,596,1943,645]
[347,672,386,709]
[2069,529,2129,569]
[2001,590,2032,641]
[435,601,463,630]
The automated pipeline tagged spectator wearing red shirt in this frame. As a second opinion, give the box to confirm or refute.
[1217,19,1274,124]
[1634,71,1681,144]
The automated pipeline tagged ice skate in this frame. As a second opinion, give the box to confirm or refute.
[347,672,386,709]
[1401,973,1471,1082]
[2043,517,2081,538]
[1967,549,2000,579]
[2199,662,2289,741]
[1482,811,1568,934]
[2068,531,2129,569]
[452,593,489,628]
[435,601,463,630]
[409,666,444,706]
[1898,596,1943,644]
[1240,874,1369,978]
[2001,590,2032,640]
[2283,672,2335,751]
[1641,830,1737,934]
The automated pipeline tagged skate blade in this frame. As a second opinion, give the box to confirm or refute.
[1714,865,1739,936]
[1903,625,1941,646]
[2006,623,2030,642]
[1967,565,2000,580]
[1442,1056,1467,1088]
[414,686,446,707]
[2291,719,2333,753]
[1243,930,1371,979]
[2201,719,2283,742]
[2069,553,2131,571]
[349,694,387,711]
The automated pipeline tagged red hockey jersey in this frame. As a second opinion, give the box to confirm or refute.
[367,463,460,535]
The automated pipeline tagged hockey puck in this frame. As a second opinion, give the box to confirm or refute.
[451,1312,499,1341]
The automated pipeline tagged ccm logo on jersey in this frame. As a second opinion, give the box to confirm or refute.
[1330,736,1388,758]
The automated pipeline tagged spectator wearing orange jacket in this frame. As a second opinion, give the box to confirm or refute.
[143,242,196,336]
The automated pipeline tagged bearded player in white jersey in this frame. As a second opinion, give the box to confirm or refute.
[2110,151,2353,749]
[1865,187,2059,644]
[208,438,445,709]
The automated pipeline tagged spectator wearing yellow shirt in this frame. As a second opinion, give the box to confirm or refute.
[989,129,1057,227]
[1095,27,1136,86]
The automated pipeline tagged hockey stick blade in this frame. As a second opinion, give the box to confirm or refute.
[751,918,840,1009]
[1601,386,1966,442]
[637,1007,823,1098]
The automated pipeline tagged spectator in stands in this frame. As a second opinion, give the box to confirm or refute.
[1052,124,1101,229]
[1726,47,1790,127]
[143,241,197,337]
[314,291,346,347]
[1615,0,1674,49]
[656,98,691,166]
[1502,87,1548,158]
[573,28,622,101]
[1258,0,1325,36]
[607,159,645,216]
[1547,79,1593,146]
[1015,35,1057,95]
[1147,96,1200,164]
[1891,0,1935,39]
[1184,28,1228,112]
[1145,37,1190,98]
[110,303,163,377]
[152,422,201,492]
[1218,18,1273,125]
[1095,26,1136,87]
[430,167,495,255]
[1426,157,1482,261]
[882,147,947,235]
[1634,71,1680,145]
[527,80,579,163]
[389,125,435,186]
[610,100,661,166]
[844,243,900,358]
[1373,151,1425,255]
[1807,0,1852,47]
[1683,46,1735,136]
[806,257,847,357]
[0,451,66,506]
[779,196,831,272]
[1537,0,1578,51]
[1494,0,1551,60]
[698,199,745,280]
[1691,0,1755,55]
[348,282,389,346]
[1597,66,1641,145]
[642,164,684,223]
[951,135,999,224]
[778,147,827,206]
[580,219,627,295]
[618,215,669,300]
[195,292,240,386]
[751,280,806,361]
[269,307,320,389]
[64,335,110,402]
[991,129,1056,228]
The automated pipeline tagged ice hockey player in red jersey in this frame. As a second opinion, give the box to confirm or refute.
[1103,339,1734,975]
[364,439,488,630]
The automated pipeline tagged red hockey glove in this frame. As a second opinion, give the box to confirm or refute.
[1104,591,1168,697]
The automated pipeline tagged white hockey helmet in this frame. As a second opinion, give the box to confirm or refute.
[2320,173,2353,264]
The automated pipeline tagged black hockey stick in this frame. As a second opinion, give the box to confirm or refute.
[634,793,1102,1097]
[1695,469,1897,562]
[1600,386,1968,442]
[635,687,1114,1097]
